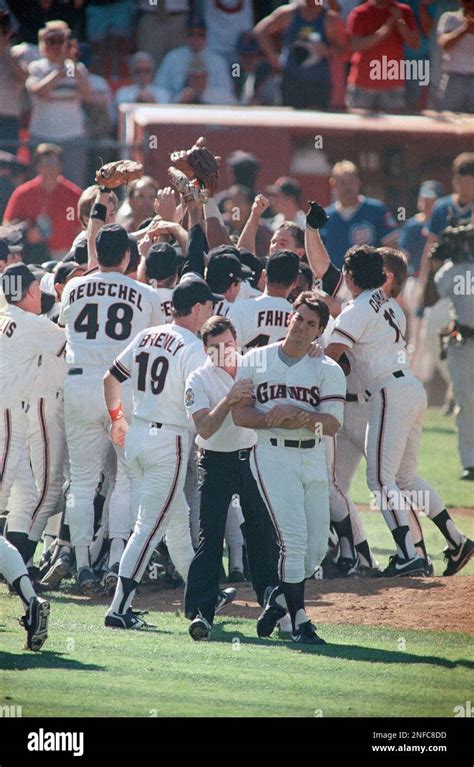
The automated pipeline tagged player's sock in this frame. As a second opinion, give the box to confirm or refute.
[75,546,90,571]
[11,575,36,607]
[391,525,417,560]
[109,575,138,615]
[414,539,428,560]
[228,544,244,575]
[24,538,38,564]
[5,531,29,563]
[332,515,357,561]
[272,586,288,610]
[43,535,55,557]
[294,608,309,630]
[431,510,463,550]
[109,537,126,568]
[281,580,305,632]
[355,540,376,568]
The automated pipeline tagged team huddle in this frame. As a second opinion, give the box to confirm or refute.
[0,154,472,652]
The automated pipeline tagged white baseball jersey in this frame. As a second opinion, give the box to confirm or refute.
[111,324,206,428]
[237,342,346,448]
[0,303,66,405]
[228,294,292,349]
[213,280,261,317]
[150,285,174,324]
[59,271,164,368]
[330,288,408,390]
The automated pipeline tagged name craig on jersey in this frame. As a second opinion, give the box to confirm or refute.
[138,330,185,356]
[368,289,389,313]
[256,382,320,406]
[67,281,144,310]
[257,309,290,328]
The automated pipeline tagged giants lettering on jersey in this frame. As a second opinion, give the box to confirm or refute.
[368,289,388,313]
[256,382,320,406]
[257,310,290,328]
[0,318,16,337]
[68,281,144,310]
[138,330,184,356]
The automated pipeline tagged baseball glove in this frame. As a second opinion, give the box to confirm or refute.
[168,166,209,204]
[306,201,329,231]
[95,159,143,189]
[170,136,220,188]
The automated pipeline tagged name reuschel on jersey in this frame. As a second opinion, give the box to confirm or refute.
[67,281,144,309]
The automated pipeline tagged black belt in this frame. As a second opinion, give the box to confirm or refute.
[68,368,83,375]
[270,438,316,449]
[346,393,358,402]
[392,370,404,379]
[200,447,251,460]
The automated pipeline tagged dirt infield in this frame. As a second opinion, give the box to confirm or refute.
[130,576,474,635]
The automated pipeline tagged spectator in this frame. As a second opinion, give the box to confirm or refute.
[219,185,272,259]
[227,150,260,192]
[6,0,85,45]
[153,16,237,105]
[0,10,28,154]
[426,152,474,239]
[254,0,347,110]
[26,22,92,188]
[114,52,164,120]
[403,0,437,111]
[319,160,399,269]
[0,152,27,220]
[115,176,159,232]
[235,31,276,106]
[346,0,419,112]
[135,0,190,69]
[265,177,306,230]
[84,0,134,78]
[198,0,254,65]
[3,143,82,261]
[437,0,474,113]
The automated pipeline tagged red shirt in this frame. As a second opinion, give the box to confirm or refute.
[347,1,417,90]
[4,175,82,253]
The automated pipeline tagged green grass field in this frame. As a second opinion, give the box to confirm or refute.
[0,409,472,718]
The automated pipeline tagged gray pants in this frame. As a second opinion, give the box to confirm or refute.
[439,73,474,114]
[447,340,474,469]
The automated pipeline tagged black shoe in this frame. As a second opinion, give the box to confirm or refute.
[320,555,341,580]
[103,562,120,595]
[188,614,212,641]
[227,569,246,584]
[424,557,434,576]
[256,586,287,638]
[41,552,72,590]
[105,608,153,630]
[20,597,50,651]
[379,555,428,578]
[460,468,474,481]
[336,558,358,578]
[215,587,236,615]
[354,563,382,578]
[443,538,473,576]
[291,620,326,646]
[77,567,98,596]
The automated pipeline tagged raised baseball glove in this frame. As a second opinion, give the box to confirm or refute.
[168,166,209,204]
[170,136,220,188]
[306,200,329,231]
[95,159,143,189]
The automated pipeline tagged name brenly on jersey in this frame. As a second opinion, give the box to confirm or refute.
[256,382,320,407]
[67,281,144,310]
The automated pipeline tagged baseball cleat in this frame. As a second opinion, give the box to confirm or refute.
[77,566,98,596]
[103,562,120,595]
[20,597,50,651]
[291,620,326,646]
[227,569,246,584]
[423,557,434,576]
[256,586,287,638]
[41,552,72,590]
[336,558,358,578]
[215,587,236,615]
[188,614,212,641]
[379,555,428,578]
[104,608,154,630]
[443,538,473,576]
[319,555,341,580]
[354,563,382,578]
[460,468,474,481]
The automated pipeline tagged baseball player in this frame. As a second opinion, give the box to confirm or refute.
[103,275,220,629]
[58,223,165,594]
[142,243,178,323]
[0,264,66,568]
[325,246,473,577]
[233,293,346,644]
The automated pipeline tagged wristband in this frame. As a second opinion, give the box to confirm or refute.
[90,202,107,222]
[99,187,109,194]
[108,402,125,422]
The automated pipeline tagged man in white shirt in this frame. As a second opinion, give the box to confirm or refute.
[437,0,474,113]
[114,52,165,122]
[184,315,280,641]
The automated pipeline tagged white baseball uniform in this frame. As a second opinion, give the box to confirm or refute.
[108,323,207,616]
[58,270,165,561]
[152,286,174,324]
[237,343,346,583]
[228,294,292,349]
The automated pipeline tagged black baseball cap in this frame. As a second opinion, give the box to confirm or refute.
[172,274,223,313]
[146,243,178,281]
[227,150,259,170]
[0,238,22,261]
[53,261,82,285]
[206,252,248,293]
[266,250,300,285]
[266,176,301,200]
[95,224,130,260]
[64,239,88,265]
[1,263,37,302]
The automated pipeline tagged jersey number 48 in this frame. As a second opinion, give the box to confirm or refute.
[74,302,134,341]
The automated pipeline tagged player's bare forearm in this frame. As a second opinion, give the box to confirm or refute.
[205,215,232,249]
[103,370,122,411]
[303,412,342,437]
[232,401,269,429]
[237,212,259,253]
[324,342,349,362]
[305,227,330,278]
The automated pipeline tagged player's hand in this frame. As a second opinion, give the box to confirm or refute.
[148,219,177,238]
[251,194,270,218]
[154,187,177,221]
[265,404,303,427]
[308,340,324,358]
[306,201,329,231]
[226,379,254,406]
[110,418,128,448]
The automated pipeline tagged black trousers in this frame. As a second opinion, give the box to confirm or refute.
[185,448,279,624]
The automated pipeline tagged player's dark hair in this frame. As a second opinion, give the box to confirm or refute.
[201,316,237,346]
[379,247,407,298]
[276,222,305,250]
[299,264,313,290]
[292,291,330,331]
[343,245,386,290]
[452,152,474,177]
[266,250,299,286]
[95,224,130,268]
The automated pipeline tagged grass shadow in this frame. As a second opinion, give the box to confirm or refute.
[0,651,105,672]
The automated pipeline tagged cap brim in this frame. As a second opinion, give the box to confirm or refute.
[210,291,224,303]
